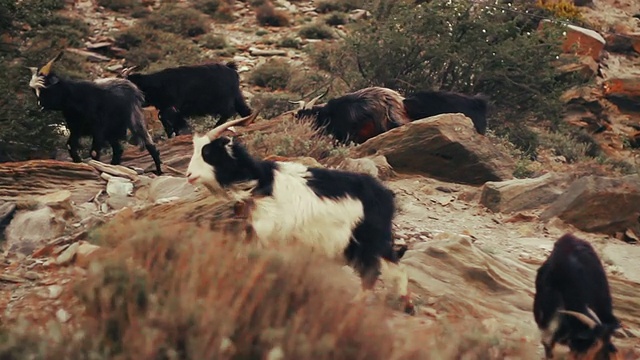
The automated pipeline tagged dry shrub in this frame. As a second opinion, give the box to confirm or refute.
[240,115,353,164]
[143,5,208,37]
[255,1,290,27]
[249,59,292,90]
[298,23,335,39]
[67,219,397,359]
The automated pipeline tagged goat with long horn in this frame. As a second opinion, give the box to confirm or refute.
[534,233,622,360]
[184,107,415,315]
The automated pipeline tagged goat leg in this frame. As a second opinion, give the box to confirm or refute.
[66,132,82,163]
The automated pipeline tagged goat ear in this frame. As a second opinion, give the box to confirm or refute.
[48,75,60,86]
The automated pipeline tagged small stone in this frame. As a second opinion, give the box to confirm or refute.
[23,271,40,280]
[47,285,63,299]
[55,242,80,266]
[55,308,72,323]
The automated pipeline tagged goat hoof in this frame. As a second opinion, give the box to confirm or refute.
[401,296,416,315]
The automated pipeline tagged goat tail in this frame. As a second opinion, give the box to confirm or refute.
[129,89,155,151]
[234,90,252,117]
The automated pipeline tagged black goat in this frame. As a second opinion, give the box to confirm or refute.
[533,233,621,360]
[28,52,162,174]
[293,87,411,144]
[121,62,252,138]
[403,90,489,135]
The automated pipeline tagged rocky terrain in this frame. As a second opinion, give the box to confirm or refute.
[2,0,640,358]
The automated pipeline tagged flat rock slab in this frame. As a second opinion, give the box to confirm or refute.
[0,160,104,204]
[480,173,571,213]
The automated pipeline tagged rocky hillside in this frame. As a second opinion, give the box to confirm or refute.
[2,0,640,358]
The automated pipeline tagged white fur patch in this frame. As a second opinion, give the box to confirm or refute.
[186,134,220,190]
[249,161,365,259]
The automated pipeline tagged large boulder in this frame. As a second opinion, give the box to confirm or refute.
[539,20,605,61]
[480,173,571,213]
[540,175,640,235]
[354,114,516,185]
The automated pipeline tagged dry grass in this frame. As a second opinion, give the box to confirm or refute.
[0,211,555,359]
[240,114,353,166]
[255,1,290,27]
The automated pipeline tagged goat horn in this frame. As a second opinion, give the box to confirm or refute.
[558,310,598,329]
[206,109,261,141]
[121,66,138,77]
[586,307,603,325]
[303,87,329,110]
[39,51,64,76]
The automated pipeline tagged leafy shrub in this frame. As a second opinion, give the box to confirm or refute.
[325,0,585,130]
[0,1,90,162]
[143,6,208,37]
[200,33,227,49]
[97,0,140,12]
[256,2,290,27]
[249,92,298,119]
[298,23,334,39]
[195,0,235,21]
[249,59,292,90]
[315,0,360,13]
[115,26,206,70]
[536,0,583,22]
[278,36,301,49]
[324,11,347,26]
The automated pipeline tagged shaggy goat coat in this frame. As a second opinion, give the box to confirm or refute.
[29,68,162,174]
[533,233,620,359]
[124,62,252,138]
[186,133,413,313]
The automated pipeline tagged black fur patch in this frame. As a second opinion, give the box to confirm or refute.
[201,137,276,196]
[403,90,489,135]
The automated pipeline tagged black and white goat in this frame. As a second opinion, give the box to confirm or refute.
[534,233,621,360]
[403,90,490,135]
[185,113,415,314]
[293,87,411,144]
[28,52,162,174]
[121,62,252,138]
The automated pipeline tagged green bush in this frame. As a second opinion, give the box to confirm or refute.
[298,23,334,39]
[249,59,292,90]
[324,11,347,26]
[250,92,298,119]
[115,26,206,70]
[97,0,141,12]
[315,0,361,13]
[322,0,586,131]
[278,36,301,49]
[200,33,227,49]
[0,0,91,162]
[194,0,234,21]
[143,6,208,37]
[0,60,65,162]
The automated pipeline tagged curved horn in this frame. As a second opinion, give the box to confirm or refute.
[303,87,329,110]
[206,109,261,141]
[586,307,602,325]
[39,51,64,76]
[121,66,138,77]
[558,310,598,329]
